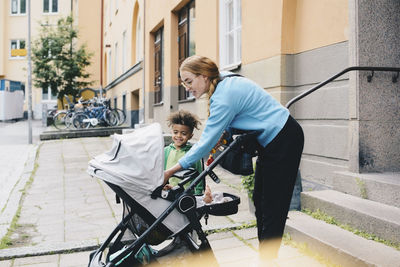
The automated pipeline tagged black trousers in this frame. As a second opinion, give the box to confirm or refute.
[253,115,304,258]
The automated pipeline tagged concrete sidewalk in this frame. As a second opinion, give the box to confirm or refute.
[0,124,327,266]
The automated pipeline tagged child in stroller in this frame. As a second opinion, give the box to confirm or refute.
[87,123,257,266]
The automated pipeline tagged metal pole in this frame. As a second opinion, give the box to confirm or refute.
[27,0,32,144]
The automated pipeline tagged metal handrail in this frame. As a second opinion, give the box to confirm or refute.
[285,66,400,109]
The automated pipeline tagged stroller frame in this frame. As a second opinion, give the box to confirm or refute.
[88,130,259,267]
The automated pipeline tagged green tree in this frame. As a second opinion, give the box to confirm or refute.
[32,16,93,106]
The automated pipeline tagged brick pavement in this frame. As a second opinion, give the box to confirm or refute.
[0,124,327,266]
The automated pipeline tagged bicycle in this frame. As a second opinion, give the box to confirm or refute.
[52,97,85,130]
[72,103,119,129]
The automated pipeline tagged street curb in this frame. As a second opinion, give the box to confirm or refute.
[0,144,39,242]
[0,239,100,260]
[0,223,255,260]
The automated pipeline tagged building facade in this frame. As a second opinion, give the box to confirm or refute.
[103,0,400,192]
[0,0,102,118]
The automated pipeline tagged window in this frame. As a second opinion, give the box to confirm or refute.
[135,16,143,62]
[42,87,57,101]
[122,94,126,114]
[43,0,58,14]
[178,1,195,101]
[107,50,112,83]
[219,0,241,70]
[114,42,119,78]
[10,39,26,58]
[11,0,26,15]
[122,31,127,73]
[154,28,163,104]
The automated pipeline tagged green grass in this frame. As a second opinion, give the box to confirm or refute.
[302,208,400,250]
[0,146,40,249]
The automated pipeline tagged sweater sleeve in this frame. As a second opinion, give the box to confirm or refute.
[179,100,235,169]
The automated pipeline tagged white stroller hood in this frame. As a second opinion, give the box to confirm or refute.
[89,123,164,193]
[88,123,189,234]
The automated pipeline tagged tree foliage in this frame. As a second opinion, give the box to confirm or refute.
[32,16,93,103]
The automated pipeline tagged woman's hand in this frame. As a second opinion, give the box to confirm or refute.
[212,131,228,152]
[163,163,182,185]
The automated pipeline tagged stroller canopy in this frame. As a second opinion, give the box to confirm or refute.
[89,123,164,193]
[88,123,190,234]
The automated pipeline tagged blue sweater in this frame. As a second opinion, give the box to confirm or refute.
[179,72,289,169]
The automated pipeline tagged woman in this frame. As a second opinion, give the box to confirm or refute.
[164,55,304,263]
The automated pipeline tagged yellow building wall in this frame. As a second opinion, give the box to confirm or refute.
[242,0,348,64]
[291,0,348,54]
[195,0,219,62]
[76,0,102,89]
[242,0,285,64]
[0,1,5,76]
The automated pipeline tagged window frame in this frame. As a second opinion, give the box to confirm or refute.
[114,42,119,78]
[177,1,196,101]
[153,28,163,105]
[122,31,127,73]
[43,0,58,14]
[11,0,26,15]
[107,50,112,84]
[10,39,26,59]
[135,15,143,63]
[219,0,242,70]
[42,86,58,101]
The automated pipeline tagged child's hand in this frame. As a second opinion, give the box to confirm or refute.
[203,185,213,203]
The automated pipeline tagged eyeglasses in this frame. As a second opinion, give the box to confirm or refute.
[180,75,198,89]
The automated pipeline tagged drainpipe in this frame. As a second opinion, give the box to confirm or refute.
[100,0,104,97]
[140,0,145,124]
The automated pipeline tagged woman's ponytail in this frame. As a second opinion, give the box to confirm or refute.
[207,77,220,117]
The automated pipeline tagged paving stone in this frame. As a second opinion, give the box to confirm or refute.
[12,254,58,266]
[0,260,12,267]
[59,251,91,267]
[232,227,258,240]
[0,131,329,266]
[213,245,257,263]
[209,236,244,250]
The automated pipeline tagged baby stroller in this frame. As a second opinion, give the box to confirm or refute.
[87,123,258,267]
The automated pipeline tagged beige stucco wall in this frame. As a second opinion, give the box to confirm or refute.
[0,1,5,76]
[75,0,102,89]
[292,0,348,53]
[140,0,348,133]
[242,0,285,64]
[243,0,348,64]
[102,0,146,125]
[2,1,104,117]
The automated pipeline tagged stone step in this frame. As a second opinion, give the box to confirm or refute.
[40,126,130,140]
[285,211,400,267]
[332,171,400,208]
[301,189,400,246]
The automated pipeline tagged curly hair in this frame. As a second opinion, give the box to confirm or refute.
[167,110,201,133]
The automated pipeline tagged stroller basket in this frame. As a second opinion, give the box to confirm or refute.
[199,193,240,216]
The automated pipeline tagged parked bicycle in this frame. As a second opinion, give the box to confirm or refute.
[102,98,126,126]
[52,97,84,130]
[72,99,119,129]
